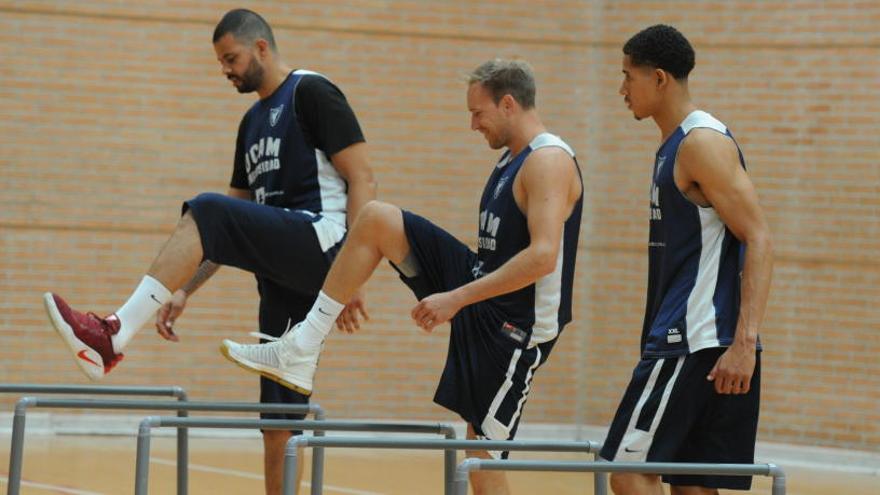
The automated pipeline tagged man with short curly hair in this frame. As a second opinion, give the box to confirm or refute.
[601,25,774,495]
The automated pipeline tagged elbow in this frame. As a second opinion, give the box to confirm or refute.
[351,170,378,196]
[531,247,559,278]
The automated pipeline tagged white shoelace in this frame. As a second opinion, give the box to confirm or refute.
[248,318,295,342]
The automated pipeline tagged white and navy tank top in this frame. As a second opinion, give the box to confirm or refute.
[642,110,756,358]
[477,133,583,347]
[232,70,354,252]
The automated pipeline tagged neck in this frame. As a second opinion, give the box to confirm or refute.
[506,112,546,156]
[652,92,696,141]
[257,62,292,99]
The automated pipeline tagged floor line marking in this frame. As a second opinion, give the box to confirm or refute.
[150,457,386,495]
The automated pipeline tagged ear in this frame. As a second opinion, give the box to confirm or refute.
[255,38,270,59]
[655,68,669,88]
[500,93,518,113]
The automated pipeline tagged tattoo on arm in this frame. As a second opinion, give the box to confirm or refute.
[182,260,220,295]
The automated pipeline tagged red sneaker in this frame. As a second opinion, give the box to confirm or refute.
[43,293,124,380]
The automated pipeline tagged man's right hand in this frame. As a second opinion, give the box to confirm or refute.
[336,289,369,334]
[156,289,188,342]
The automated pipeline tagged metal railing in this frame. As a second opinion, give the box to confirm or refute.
[283,435,606,495]
[6,397,322,495]
[1,384,188,495]
[134,417,459,495]
[454,459,786,495]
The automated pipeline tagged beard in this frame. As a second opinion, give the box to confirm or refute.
[230,57,264,94]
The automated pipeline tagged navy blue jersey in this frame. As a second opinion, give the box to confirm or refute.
[476,133,583,346]
[643,110,755,358]
[230,70,364,251]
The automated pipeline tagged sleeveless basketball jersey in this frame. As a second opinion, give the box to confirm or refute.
[643,110,752,358]
[477,133,583,347]
[236,70,347,251]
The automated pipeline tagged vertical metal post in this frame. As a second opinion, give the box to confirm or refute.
[285,436,306,495]
[134,418,157,495]
[593,450,608,495]
[7,398,33,495]
[769,464,786,495]
[174,387,189,495]
[442,426,457,495]
[454,458,480,495]
[310,406,325,495]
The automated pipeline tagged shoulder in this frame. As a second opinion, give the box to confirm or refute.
[679,127,738,164]
[294,71,345,97]
[520,144,577,187]
[524,133,576,173]
[677,127,741,183]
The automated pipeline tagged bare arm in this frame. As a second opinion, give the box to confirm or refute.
[328,142,376,331]
[411,147,580,331]
[677,129,774,394]
[330,142,377,227]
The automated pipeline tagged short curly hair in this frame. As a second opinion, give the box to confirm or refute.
[623,25,695,80]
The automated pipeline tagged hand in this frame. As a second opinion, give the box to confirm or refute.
[155,289,187,342]
[336,289,369,334]
[707,342,756,394]
[410,291,463,333]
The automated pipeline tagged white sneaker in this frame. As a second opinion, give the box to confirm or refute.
[220,323,320,396]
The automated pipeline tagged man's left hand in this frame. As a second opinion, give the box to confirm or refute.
[707,343,756,394]
[410,291,463,333]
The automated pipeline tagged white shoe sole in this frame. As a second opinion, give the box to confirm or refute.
[43,293,105,381]
[219,340,312,396]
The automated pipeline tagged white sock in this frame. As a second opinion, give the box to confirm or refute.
[294,291,345,351]
[112,275,172,353]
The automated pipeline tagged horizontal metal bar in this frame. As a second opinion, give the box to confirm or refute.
[0,384,186,397]
[16,397,319,414]
[461,459,779,476]
[144,417,455,434]
[287,436,600,453]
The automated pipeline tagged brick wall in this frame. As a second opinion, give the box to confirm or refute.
[0,1,877,452]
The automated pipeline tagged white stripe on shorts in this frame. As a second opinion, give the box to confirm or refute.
[614,356,684,462]
[480,346,542,447]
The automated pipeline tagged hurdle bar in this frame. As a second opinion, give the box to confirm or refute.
[7,397,323,495]
[135,417,459,495]
[283,436,606,495]
[1,384,189,495]
[454,459,787,495]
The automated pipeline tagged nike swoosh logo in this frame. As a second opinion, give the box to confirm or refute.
[317,307,331,316]
[624,447,642,453]
[150,294,163,305]
[77,350,102,368]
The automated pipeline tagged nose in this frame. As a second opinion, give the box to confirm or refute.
[618,81,626,96]
[470,116,479,131]
[221,64,232,76]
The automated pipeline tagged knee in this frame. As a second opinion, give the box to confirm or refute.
[353,200,399,232]
[188,192,228,211]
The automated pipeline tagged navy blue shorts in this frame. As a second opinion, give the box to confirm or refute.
[392,210,555,453]
[600,347,761,490]
[184,193,345,429]
[184,193,343,295]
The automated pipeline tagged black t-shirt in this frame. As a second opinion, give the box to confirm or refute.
[230,73,365,190]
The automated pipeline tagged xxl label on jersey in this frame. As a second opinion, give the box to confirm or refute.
[245,137,282,185]
[479,210,501,251]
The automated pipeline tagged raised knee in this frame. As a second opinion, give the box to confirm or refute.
[354,200,398,229]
